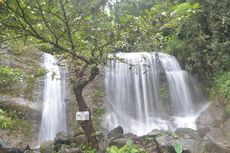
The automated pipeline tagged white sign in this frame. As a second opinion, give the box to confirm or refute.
[76,111,90,121]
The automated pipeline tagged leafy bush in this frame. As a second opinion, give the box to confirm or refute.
[211,72,230,101]
[173,143,183,153]
[0,109,11,128]
[106,140,146,153]
[0,64,22,89]
[211,72,230,113]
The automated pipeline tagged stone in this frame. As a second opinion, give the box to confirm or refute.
[63,148,82,153]
[147,129,162,137]
[73,134,88,146]
[156,132,201,153]
[196,103,227,129]
[108,126,124,138]
[54,132,71,145]
[206,118,230,147]
[109,138,129,148]
[175,128,201,140]
[98,138,111,153]
[1,147,21,153]
[203,140,230,153]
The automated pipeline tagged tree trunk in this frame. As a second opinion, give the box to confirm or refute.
[73,82,98,146]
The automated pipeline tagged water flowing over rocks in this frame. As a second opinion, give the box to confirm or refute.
[104,52,208,135]
[39,53,67,143]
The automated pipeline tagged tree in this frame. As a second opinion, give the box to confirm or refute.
[0,0,121,144]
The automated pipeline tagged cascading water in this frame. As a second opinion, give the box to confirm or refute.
[39,53,67,143]
[104,52,208,136]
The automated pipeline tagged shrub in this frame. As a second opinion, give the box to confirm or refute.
[0,109,11,128]
[106,140,147,153]
[0,64,22,90]
[211,72,230,113]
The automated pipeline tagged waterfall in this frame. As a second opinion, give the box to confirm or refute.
[104,52,208,136]
[39,53,67,143]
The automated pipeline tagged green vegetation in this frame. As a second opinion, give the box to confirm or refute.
[211,72,230,113]
[0,64,22,91]
[106,140,147,153]
[173,143,183,153]
[0,109,11,128]
[211,72,230,101]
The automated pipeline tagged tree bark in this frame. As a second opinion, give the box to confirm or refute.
[73,84,95,133]
[72,66,99,146]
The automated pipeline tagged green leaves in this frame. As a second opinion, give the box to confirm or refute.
[0,64,22,89]
[0,109,12,128]
[211,72,230,101]
[173,143,183,153]
[106,140,147,153]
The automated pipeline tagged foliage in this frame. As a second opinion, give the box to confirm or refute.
[0,0,124,135]
[211,72,230,101]
[173,143,183,153]
[0,64,22,90]
[78,144,96,153]
[211,72,230,113]
[106,140,147,153]
[0,109,11,128]
[143,135,155,142]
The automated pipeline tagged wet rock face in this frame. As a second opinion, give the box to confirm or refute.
[0,47,45,147]
[196,102,227,129]
[196,101,230,152]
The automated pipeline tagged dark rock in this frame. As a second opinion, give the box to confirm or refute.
[98,138,111,153]
[17,144,31,153]
[1,147,21,153]
[108,126,124,138]
[63,148,82,153]
[54,132,70,145]
[72,134,88,145]
[147,129,162,137]
[59,144,69,152]
[59,144,82,153]
[109,138,129,148]
[123,133,137,139]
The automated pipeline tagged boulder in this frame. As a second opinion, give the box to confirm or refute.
[206,118,230,147]
[203,140,230,153]
[108,126,124,138]
[196,103,227,129]
[63,148,82,153]
[109,138,129,148]
[54,132,71,145]
[175,128,201,140]
[98,138,111,153]
[72,134,88,146]
[156,131,202,153]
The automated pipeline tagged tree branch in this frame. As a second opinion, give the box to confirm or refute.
[59,0,76,53]
[36,0,58,42]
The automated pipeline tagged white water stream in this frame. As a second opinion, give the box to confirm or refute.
[104,52,208,136]
[39,53,67,143]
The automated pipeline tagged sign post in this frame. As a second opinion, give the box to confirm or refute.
[76,111,90,121]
